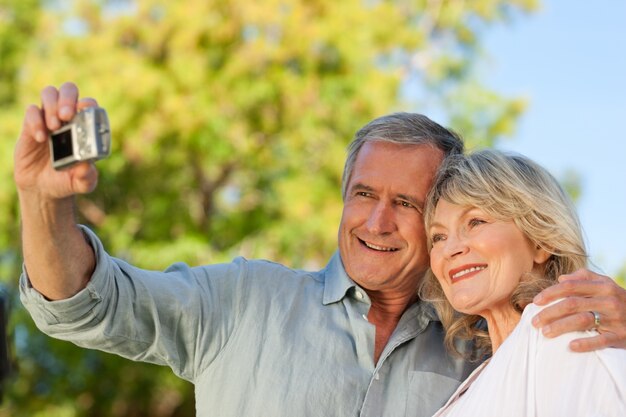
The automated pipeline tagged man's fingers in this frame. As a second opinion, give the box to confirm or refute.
[23,104,47,143]
[534,274,611,305]
[558,269,597,282]
[40,86,61,130]
[532,295,620,330]
[569,332,623,352]
[57,82,80,121]
[534,307,597,337]
[70,162,99,194]
[534,306,625,351]
[40,82,80,130]
[77,97,99,112]
[534,280,597,305]
[532,292,626,346]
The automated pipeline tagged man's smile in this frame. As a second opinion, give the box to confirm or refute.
[359,238,399,252]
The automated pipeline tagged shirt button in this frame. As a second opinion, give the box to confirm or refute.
[362,314,368,321]
[355,291,364,300]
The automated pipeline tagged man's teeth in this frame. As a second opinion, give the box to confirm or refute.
[364,241,397,251]
[452,266,486,279]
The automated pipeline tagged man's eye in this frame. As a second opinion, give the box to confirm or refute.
[356,191,371,198]
[397,200,422,213]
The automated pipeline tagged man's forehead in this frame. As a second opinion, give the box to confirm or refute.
[352,145,442,177]
[349,142,443,199]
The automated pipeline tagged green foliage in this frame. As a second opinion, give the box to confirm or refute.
[560,169,583,203]
[617,266,626,289]
[0,0,540,415]
[0,0,42,106]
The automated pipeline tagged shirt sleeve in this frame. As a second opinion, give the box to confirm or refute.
[526,303,626,417]
[19,225,250,382]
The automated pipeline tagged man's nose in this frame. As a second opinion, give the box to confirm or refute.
[366,202,396,234]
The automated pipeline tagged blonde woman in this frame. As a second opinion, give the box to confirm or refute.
[422,150,626,416]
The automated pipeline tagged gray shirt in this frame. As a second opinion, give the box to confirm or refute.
[20,227,478,417]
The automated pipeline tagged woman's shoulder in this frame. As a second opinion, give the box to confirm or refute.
[520,301,626,414]
[519,300,556,323]
[503,301,557,346]
[516,300,595,351]
[499,300,623,377]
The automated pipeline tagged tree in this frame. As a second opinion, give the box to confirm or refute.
[0,0,538,415]
[617,266,626,289]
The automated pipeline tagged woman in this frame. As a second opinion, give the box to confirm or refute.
[420,149,625,416]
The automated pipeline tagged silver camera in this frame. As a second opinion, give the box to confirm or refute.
[49,107,111,170]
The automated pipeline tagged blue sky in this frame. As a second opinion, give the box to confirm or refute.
[482,1,626,277]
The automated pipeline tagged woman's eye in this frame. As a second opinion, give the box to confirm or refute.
[431,234,445,243]
[468,218,486,227]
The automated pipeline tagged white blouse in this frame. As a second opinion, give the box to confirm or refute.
[431,302,626,417]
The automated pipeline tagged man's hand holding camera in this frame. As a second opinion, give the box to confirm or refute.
[14,82,105,200]
[49,106,110,170]
[15,82,101,301]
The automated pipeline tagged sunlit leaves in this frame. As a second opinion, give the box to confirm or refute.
[0,0,542,415]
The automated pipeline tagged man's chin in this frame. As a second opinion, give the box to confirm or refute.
[348,269,393,290]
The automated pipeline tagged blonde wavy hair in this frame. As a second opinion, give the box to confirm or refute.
[419,149,588,360]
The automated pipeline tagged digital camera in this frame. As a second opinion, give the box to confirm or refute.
[49,106,111,170]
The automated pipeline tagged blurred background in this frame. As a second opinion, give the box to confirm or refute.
[0,0,623,416]
[486,1,626,279]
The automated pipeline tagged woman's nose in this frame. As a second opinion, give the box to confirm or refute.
[443,233,469,258]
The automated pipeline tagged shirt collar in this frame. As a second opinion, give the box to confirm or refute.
[398,298,440,331]
[320,251,440,325]
[322,251,357,305]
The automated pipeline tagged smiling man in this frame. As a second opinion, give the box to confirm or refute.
[16,83,626,417]
[339,141,445,361]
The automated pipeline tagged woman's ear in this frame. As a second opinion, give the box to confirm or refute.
[533,245,552,265]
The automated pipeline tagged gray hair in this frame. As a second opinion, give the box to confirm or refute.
[341,112,464,199]
[420,149,588,359]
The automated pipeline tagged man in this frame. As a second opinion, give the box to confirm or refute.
[16,83,626,416]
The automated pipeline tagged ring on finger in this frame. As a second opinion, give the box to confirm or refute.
[590,311,601,330]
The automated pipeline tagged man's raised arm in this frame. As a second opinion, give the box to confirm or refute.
[14,82,99,300]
